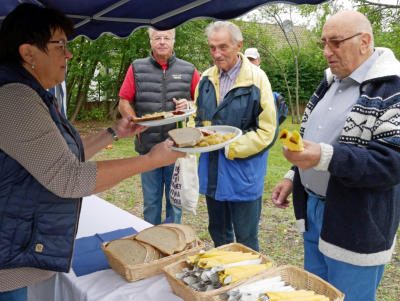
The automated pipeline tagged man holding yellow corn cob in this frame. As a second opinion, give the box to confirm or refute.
[271,11,400,301]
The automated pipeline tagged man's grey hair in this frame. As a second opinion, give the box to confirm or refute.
[355,21,374,50]
[148,27,175,39]
[205,21,243,44]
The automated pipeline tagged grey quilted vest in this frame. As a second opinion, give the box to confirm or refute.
[132,53,195,154]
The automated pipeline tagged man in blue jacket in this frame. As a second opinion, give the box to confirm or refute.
[272,11,400,300]
[191,21,277,251]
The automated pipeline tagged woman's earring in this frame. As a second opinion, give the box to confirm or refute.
[31,64,35,70]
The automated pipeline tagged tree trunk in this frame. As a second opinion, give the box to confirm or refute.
[66,37,85,111]
[294,54,301,124]
[108,45,133,121]
[273,14,302,124]
[70,61,99,122]
[260,45,295,123]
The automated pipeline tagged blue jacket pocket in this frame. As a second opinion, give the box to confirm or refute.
[215,150,268,201]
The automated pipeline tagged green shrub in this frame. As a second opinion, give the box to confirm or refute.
[263,45,327,104]
[76,106,108,121]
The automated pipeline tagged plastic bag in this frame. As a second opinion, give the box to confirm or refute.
[170,154,199,215]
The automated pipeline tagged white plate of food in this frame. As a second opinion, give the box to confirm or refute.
[169,125,242,153]
[133,109,195,126]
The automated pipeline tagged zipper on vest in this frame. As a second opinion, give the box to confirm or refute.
[52,101,83,269]
[163,69,166,80]
[52,100,83,162]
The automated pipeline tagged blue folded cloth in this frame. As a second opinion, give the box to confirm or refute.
[72,227,137,277]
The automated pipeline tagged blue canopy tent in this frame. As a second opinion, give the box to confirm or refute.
[1,0,327,40]
[1,0,327,116]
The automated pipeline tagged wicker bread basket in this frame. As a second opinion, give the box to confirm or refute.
[102,234,204,282]
[162,243,276,301]
[213,265,345,301]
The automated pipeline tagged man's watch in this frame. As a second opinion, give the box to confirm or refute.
[107,127,119,141]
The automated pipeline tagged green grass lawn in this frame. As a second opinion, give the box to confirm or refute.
[82,119,399,300]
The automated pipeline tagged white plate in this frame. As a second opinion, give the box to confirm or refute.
[171,125,242,153]
[135,109,195,126]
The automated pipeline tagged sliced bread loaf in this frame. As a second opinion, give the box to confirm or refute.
[168,127,203,147]
[157,225,188,254]
[135,226,186,255]
[106,239,147,266]
[159,223,197,245]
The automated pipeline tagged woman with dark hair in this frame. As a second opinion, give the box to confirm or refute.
[0,4,184,300]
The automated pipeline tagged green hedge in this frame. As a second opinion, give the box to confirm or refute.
[262,45,327,104]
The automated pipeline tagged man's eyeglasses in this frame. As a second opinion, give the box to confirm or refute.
[48,40,68,54]
[151,36,173,43]
[317,33,362,50]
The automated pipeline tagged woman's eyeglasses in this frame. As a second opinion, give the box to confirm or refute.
[48,40,68,54]
[317,33,362,50]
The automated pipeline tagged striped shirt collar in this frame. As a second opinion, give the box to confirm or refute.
[219,56,242,81]
[218,56,242,103]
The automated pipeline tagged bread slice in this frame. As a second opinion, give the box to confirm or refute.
[153,247,164,260]
[141,241,156,263]
[157,225,189,254]
[161,225,187,246]
[135,225,186,255]
[106,239,148,266]
[168,128,203,147]
[159,223,197,245]
[133,111,174,123]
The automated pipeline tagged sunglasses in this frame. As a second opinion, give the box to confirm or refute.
[317,32,362,50]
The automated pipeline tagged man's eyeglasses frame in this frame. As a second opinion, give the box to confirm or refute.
[317,32,362,50]
[151,36,174,43]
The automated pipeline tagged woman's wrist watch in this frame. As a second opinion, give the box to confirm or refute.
[107,127,119,141]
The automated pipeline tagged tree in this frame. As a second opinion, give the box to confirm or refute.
[297,0,400,59]
[241,4,318,123]
[356,0,400,58]
[358,0,400,9]
[239,19,296,122]
[174,19,214,73]
[66,29,150,121]
[65,20,212,121]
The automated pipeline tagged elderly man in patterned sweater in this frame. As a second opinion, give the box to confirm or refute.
[271,11,400,301]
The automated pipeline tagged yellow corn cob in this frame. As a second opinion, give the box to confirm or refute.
[186,254,199,265]
[269,295,329,301]
[219,263,274,285]
[198,253,260,268]
[186,249,242,265]
[265,290,329,301]
[187,249,227,264]
[279,129,304,152]
[199,249,235,258]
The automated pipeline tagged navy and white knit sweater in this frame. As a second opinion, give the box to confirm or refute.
[293,47,400,266]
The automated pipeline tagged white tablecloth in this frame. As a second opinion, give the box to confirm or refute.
[27,195,183,301]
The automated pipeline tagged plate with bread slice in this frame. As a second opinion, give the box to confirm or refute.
[132,108,195,126]
[168,125,242,153]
